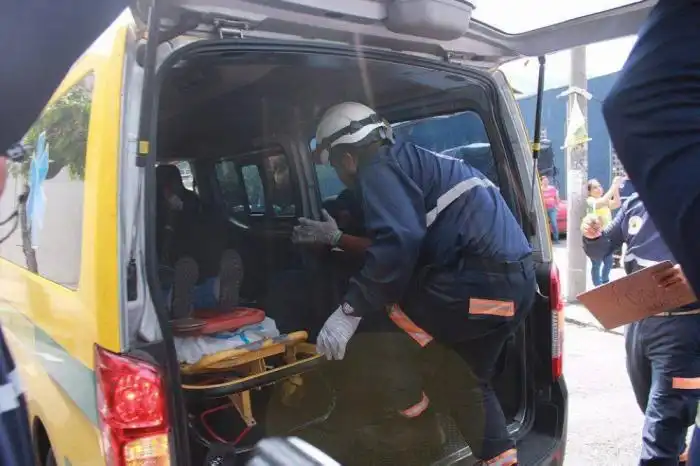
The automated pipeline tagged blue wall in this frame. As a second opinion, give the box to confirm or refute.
[517,72,619,199]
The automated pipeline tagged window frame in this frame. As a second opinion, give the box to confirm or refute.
[213,146,300,222]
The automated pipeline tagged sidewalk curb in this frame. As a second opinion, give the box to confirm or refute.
[563,299,624,336]
[564,315,624,336]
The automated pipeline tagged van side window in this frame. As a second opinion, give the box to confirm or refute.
[215,151,297,218]
[214,160,247,215]
[311,110,497,201]
[174,161,196,193]
[214,160,267,215]
[0,73,94,289]
[241,165,265,214]
[262,153,296,217]
[310,138,346,201]
[392,110,498,185]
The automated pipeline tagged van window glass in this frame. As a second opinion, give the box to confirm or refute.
[311,110,496,201]
[174,161,196,193]
[392,110,497,185]
[242,165,265,214]
[262,153,296,216]
[0,73,94,289]
[215,160,247,214]
[316,165,346,201]
[309,138,347,201]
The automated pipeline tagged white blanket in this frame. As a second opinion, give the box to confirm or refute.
[174,317,280,364]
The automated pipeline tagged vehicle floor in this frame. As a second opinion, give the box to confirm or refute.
[188,363,532,466]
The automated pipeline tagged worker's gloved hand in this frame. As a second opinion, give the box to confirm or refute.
[316,304,361,360]
[292,209,342,246]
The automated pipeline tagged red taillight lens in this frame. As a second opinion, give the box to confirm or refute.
[550,264,564,380]
[95,345,170,466]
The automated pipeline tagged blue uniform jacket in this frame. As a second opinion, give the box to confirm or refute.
[584,194,676,274]
[602,0,700,296]
[343,139,532,316]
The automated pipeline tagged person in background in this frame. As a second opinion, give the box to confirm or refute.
[540,176,560,243]
[586,176,623,286]
[581,193,699,466]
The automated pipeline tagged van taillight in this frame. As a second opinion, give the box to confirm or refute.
[95,345,170,466]
[550,264,564,380]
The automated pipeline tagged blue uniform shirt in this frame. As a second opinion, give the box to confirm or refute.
[584,194,676,274]
[344,140,532,315]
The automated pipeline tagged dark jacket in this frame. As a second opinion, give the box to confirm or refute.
[344,139,531,316]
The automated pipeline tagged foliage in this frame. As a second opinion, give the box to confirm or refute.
[12,76,92,180]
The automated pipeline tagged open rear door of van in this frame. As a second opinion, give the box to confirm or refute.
[131,0,657,68]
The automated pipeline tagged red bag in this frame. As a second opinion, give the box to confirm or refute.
[190,307,266,335]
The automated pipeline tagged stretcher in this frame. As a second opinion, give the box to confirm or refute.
[175,310,324,435]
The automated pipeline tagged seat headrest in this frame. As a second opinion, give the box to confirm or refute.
[156,164,185,192]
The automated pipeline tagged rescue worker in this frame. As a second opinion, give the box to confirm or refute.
[602,0,700,299]
[306,101,536,465]
[601,3,700,462]
[581,193,699,466]
[293,191,443,466]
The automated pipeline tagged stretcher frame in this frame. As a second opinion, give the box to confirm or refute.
[180,331,324,430]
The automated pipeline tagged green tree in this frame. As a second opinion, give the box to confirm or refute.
[13,75,92,273]
[15,76,92,181]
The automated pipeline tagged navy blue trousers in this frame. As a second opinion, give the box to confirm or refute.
[625,315,700,465]
[404,257,537,461]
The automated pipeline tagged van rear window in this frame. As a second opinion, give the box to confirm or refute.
[314,110,495,200]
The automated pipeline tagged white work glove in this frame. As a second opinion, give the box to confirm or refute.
[292,209,342,246]
[316,304,362,360]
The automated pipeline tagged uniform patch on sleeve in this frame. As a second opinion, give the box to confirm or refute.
[628,215,643,235]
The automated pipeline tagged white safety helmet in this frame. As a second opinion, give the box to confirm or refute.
[314,102,392,164]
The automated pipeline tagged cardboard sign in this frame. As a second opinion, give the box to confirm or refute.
[577,261,698,330]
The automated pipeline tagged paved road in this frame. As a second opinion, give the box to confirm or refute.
[564,322,644,465]
[553,239,643,464]
[552,240,625,299]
